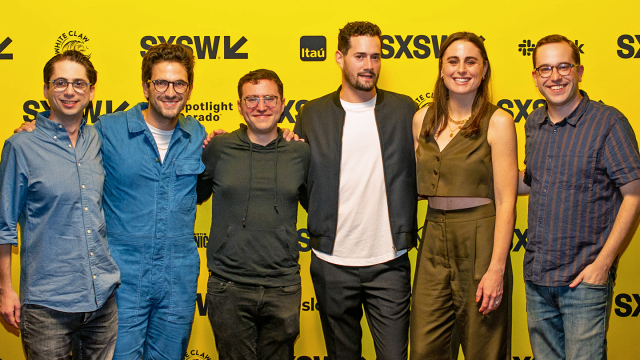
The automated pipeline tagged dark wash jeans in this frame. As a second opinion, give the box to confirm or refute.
[20,291,118,360]
[206,275,301,360]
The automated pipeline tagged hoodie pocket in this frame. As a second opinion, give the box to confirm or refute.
[213,224,298,275]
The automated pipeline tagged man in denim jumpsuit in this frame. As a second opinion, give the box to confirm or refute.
[95,43,206,359]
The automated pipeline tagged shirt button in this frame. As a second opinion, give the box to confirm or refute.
[53,136,57,139]
[82,185,85,189]
[436,156,440,162]
[431,184,435,190]
[93,275,96,279]
[84,207,88,211]
[433,170,438,175]
[90,252,94,256]
[553,129,557,133]
[78,163,81,167]
[548,158,551,163]
[87,230,91,234]
[542,188,547,193]
[156,157,159,162]
[539,220,543,224]
[59,125,63,129]
[68,144,72,148]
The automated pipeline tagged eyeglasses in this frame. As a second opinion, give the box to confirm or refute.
[242,96,279,109]
[535,63,578,78]
[49,79,92,94]
[147,79,190,94]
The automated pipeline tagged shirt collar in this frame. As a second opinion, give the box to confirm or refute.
[126,102,195,137]
[36,111,87,139]
[538,90,590,126]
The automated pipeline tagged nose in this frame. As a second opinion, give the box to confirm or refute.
[164,82,178,97]
[363,56,373,70]
[550,67,562,81]
[63,82,75,96]
[456,62,467,73]
[256,98,268,111]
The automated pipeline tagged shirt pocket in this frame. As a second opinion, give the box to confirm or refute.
[173,159,205,212]
[555,153,596,191]
[88,162,105,196]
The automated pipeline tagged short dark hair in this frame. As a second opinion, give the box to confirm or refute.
[142,43,195,85]
[338,21,382,55]
[43,50,97,86]
[237,69,284,99]
[532,34,580,68]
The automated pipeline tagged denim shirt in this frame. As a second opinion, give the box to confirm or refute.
[0,111,120,312]
[94,102,206,244]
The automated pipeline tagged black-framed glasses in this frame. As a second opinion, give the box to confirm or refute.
[49,79,92,94]
[242,95,279,109]
[535,63,578,78]
[147,79,190,94]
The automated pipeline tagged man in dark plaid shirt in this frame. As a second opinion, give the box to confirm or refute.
[519,34,640,360]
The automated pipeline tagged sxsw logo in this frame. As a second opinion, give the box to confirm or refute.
[518,39,584,57]
[0,37,12,59]
[280,100,308,123]
[617,35,640,58]
[140,36,248,59]
[381,35,450,59]
[300,36,326,61]
[497,99,545,123]
[614,293,640,317]
[23,100,130,123]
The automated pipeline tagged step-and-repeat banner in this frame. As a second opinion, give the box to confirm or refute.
[2,1,640,359]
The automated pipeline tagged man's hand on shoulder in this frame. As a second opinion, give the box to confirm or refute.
[14,121,36,134]
[203,129,227,148]
[282,128,304,142]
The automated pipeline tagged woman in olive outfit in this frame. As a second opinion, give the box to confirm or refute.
[410,32,517,360]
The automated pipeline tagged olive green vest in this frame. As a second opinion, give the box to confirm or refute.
[416,104,498,199]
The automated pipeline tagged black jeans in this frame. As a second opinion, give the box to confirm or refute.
[206,276,301,360]
[310,252,412,360]
[20,291,118,360]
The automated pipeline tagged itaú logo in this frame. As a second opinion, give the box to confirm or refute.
[300,36,326,61]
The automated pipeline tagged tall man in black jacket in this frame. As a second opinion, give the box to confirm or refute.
[293,21,418,360]
[197,69,310,360]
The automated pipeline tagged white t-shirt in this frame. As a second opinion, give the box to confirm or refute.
[146,122,174,163]
[313,96,406,266]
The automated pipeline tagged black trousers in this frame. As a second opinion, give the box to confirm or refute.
[310,252,411,360]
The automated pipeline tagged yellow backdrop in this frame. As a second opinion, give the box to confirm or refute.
[1,1,640,359]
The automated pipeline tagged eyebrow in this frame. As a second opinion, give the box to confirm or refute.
[446,56,479,61]
[52,77,89,82]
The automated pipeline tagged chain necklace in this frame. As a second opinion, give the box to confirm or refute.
[447,114,470,137]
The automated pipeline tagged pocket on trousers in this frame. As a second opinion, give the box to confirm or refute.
[169,239,200,323]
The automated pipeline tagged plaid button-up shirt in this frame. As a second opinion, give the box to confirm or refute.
[523,91,640,286]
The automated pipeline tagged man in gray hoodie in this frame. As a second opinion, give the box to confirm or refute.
[196,69,310,360]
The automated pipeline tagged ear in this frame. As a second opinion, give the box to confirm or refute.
[237,99,243,116]
[531,70,538,88]
[89,85,95,102]
[143,81,150,100]
[335,50,344,69]
[43,83,49,99]
[482,61,488,78]
[577,64,584,82]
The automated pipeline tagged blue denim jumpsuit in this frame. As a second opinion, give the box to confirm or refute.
[95,103,206,360]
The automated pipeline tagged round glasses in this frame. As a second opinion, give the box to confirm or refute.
[147,79,190,94]
[535,63,578,78]
[49,79,92,94]
[243,96,279,109]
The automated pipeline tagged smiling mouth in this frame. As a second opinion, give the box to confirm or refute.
[161,100,179,106]
[359,72,375,80]
[453,78,471,84]
[550,85,567,90]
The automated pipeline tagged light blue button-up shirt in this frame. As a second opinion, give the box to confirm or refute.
[95,102,206,241]
[0,111,120,312]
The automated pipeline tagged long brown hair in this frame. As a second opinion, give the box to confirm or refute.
[423,32,492,138]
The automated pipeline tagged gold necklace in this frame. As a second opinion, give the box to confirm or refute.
[447,115,470,137]
[158,145,168,150]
